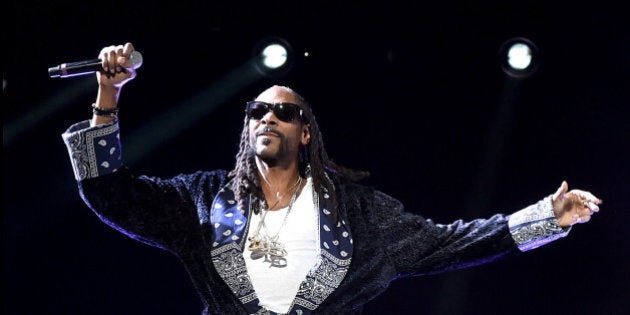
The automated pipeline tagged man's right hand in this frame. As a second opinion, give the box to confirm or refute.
[91,42,138,126]
[97,42,138,88]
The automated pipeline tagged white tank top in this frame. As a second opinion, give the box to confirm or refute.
[243,177,320,313]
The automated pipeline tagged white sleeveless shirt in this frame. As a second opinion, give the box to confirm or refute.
[243,177,320,313]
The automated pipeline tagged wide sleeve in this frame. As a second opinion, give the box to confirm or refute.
[368,190,570,277]
[62,119,123,180]
[61,119,226,253]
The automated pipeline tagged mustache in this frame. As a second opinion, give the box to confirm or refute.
[255,126,282,138]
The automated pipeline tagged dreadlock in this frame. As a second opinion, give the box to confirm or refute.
[228,86,369,223]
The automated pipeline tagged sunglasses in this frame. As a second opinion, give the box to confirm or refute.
[246,101,309,123]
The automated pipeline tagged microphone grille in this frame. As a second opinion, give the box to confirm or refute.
[129,50,143,69]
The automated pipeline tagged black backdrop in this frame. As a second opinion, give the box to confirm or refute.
[4,1,629,314]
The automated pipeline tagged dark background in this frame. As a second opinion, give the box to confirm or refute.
[4,1,628,314]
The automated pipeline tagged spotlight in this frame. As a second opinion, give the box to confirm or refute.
[252,36,294,78]
[499,37,540,78]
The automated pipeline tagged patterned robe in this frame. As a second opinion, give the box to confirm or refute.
[63,120,569,314]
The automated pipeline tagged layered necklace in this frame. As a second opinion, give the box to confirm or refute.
[248,176,303,267]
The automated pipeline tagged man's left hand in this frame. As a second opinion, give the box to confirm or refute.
[552,181,602,227]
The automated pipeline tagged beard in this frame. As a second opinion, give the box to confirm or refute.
[249,133,289,165]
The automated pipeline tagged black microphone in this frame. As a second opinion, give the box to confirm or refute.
[48,50,143,78]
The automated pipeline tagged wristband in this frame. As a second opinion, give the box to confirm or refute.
[92,104,119,117]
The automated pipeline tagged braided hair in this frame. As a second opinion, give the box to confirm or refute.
[228,86,369,223]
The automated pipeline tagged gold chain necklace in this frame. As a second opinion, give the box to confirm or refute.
[248,176,303,266]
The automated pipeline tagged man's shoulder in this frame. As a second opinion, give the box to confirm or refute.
[339,180,403,210]
[337,179,372,195]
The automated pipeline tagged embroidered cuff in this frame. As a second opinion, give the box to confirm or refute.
[61,119,123,181]
[508,195,571,252]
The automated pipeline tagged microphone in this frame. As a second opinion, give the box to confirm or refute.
[48,50,143,78]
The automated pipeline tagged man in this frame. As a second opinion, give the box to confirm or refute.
[62,42,602,315]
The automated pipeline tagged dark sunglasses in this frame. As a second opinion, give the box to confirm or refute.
[246,101,309,122]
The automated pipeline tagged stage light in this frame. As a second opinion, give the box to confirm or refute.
[252,36,294,78]
[499,37,540,78]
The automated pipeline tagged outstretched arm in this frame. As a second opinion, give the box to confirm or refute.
[365,181,603,276]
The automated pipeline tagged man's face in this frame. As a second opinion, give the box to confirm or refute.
[248,86,310,166]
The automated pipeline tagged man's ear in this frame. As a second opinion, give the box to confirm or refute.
[302,124,311,145]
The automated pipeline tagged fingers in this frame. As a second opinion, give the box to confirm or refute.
[99,45,117,74]
[553,180,569,202]
[567,187,602,225]
[572,189,603,205]
[123,42,135,56]
[567,189,602,217]
[583,200,600,213]
[99,43,136,75]
[571,199,595,225]
[119,42,136,70]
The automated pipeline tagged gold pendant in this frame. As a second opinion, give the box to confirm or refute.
[248,235,262,251]
[248,236,266,260]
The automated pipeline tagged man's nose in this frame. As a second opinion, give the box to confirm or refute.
[260,111,278,125]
